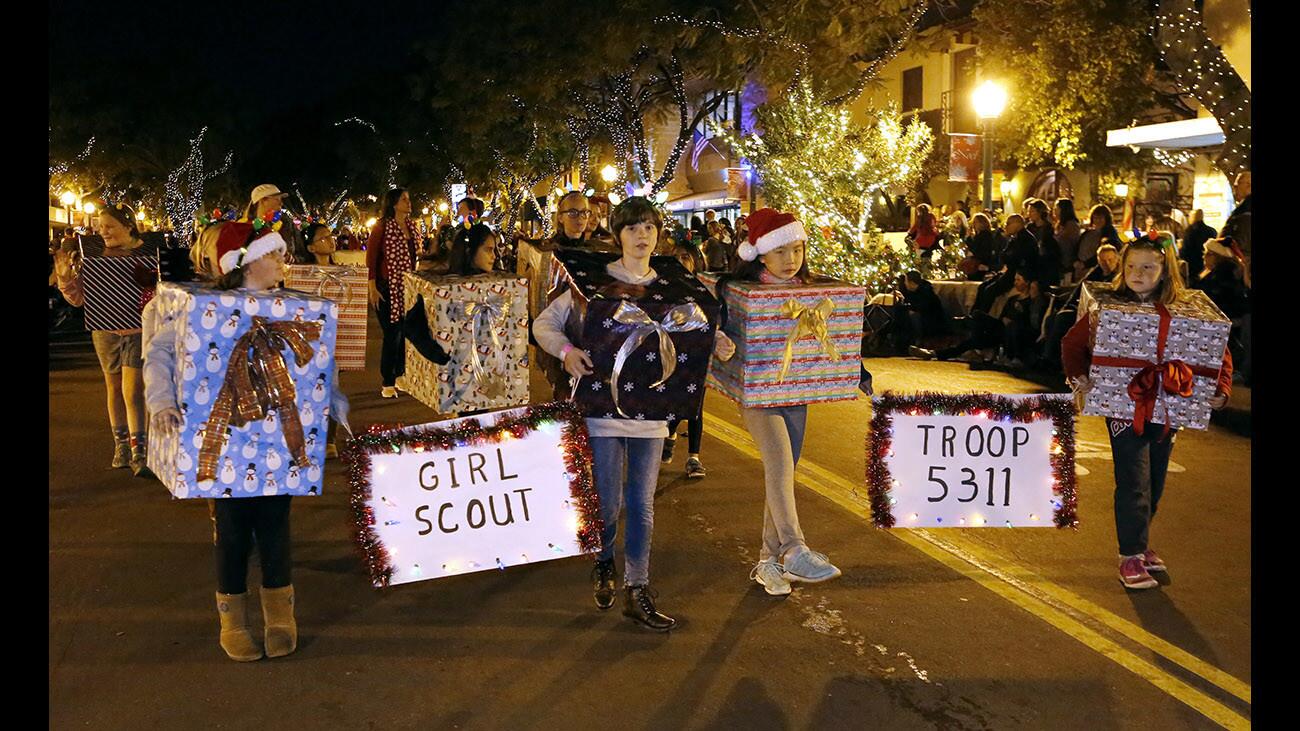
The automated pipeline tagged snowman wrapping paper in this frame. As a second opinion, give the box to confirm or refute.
[146,282,338,499]
[397,272,530,414]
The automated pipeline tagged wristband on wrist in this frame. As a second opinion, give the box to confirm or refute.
[560,343,574,359]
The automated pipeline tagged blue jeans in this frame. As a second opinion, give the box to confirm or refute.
[589,436,664,586]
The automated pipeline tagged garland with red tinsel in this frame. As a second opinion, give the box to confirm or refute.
[343,400,601,588]
[865,392,1078,530]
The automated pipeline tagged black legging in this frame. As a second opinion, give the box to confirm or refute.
[376,296,406,387]
[667,415,704,454]
[973,270,1016,313]
[214,495,293,594]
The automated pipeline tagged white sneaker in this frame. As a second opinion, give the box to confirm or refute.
[749,559,792,596]
[782,547,842,583]
[380,386,398,399]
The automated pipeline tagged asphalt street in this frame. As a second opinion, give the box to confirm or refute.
[49,312,1251,730]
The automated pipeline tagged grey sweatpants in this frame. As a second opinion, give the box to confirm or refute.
[740,404,809,562]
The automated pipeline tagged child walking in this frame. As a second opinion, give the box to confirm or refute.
[1061,233,1232,590]
[143,224,350,660]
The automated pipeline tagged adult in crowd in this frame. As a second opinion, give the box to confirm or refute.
[1219,171,1251,385]
[1025,199,1062,287]
[973,214,1038,313]
[366,187,421,399]
[335,225,358,251]
[688,214,708,245]
[244,184,308,263]
[907,203,940,262]
[998,275,1048,369]
[890,270,948,352]
[718,217,735,246]
[734,215,748,246]
[703,220,732,272]
[1053,199,1082,279]
[959,212,999,279]
[1194,239,1250,320]
[1075,203,1121,276]
[1179,209,1217,285]
[911,270,1038,366]
[1038,244,1120,370]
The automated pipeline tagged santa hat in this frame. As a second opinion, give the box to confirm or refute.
[215,222,287,275]
[737,208,807,262]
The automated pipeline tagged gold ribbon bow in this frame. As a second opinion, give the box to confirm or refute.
[777,297,839,383]
[196,316,323,483]
[307,265,360,308]
[606,301,709,417]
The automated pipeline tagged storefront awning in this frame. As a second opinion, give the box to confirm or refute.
[664,190,738,213]
[1106,117,1225,150]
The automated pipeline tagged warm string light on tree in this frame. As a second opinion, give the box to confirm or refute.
[718,78,933,293]
[651,14,810,91]
[163,127,232,240]
[823,2,928,107]
[1152,148,1195,168]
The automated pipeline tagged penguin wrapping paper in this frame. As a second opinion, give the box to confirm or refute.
[398,272,530,414]
[698,273,864,409]
[555,251,720,422]
[146,282,339,499]
[285,264,368,370]
[1080,282,1230,430]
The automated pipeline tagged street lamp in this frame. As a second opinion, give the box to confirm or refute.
[1113,183,1129,199]
[437,201,449,214]
[60,191,76,226]
[600,164,619,183]
[1000,179,1014,208]
[972,80,1008,212]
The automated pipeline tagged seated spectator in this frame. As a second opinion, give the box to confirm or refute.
[973,214,1038,313]
[1194,240,1250,320]
[911,271,1034,364]
[908,203,940,261]
[890,270,948,351]
[959,212,1000,279]
[1179,209,1216,285]
[999,274,1047,368]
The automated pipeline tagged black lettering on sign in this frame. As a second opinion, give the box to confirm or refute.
[468,452,488,484]
[918,424,935,455]
[466,499,486,529]
[1012,427,1030,457]
[447,457,461,488]
[497,448,519,480]
[419,462,439,491]
[986,426,1006,457]
[415,505,434,535]
[438,503,459,533]
[942,426,956,458]
[512,487,533,521]
[965,426,984,457]
[489,494,514,526]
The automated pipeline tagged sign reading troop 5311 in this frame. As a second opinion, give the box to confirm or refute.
[867,393,1078,529]
[346,401,602,587]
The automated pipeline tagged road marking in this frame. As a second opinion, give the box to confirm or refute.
[703,410,1251,728]
[1074,438,1186,473]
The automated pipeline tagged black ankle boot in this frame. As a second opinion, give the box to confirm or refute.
[623,584,676,631]
[592,559,617,610]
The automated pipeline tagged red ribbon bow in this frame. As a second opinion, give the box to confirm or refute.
[1093,303,1220,436]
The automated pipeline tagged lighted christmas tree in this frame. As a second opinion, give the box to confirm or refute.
[718,78,933,294]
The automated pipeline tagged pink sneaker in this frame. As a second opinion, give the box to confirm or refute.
[1141,549,1167,573]
[1119,555,1158,590]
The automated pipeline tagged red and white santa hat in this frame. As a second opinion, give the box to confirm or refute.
[736,207,807,262]
[215,222,287,275]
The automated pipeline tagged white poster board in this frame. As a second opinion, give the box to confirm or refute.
[350,403,600,586]
[869,393,1077,529]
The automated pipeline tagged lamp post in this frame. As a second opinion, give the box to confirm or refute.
[60,191,76,228]
[972,81,1008,212]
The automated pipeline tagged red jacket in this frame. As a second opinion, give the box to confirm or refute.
[1060,315,1233,396]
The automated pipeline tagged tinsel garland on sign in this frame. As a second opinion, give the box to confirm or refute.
[344,401,601,588]
[865,392,1078,530]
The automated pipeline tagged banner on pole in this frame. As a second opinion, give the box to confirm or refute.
[949,134,981,183]
[347,402,601,587]
[866,392,1078,529]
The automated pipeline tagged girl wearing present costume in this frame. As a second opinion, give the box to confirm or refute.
[142,224,350,661]
[1061,232,1232,590]
[54,202,159,475]
[534,197,730,631]
[717,208,847,597]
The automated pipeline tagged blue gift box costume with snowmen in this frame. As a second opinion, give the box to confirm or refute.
[146,282,339,499]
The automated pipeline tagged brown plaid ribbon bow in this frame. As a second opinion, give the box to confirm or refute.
[196,316,323,482]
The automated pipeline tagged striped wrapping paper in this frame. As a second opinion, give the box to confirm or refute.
[80,251,158,331]
[285,264,369,371]
[700,273,865,408]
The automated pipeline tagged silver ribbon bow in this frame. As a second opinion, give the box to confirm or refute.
[440,293,511,410]
[308,265,362,307]
[601,301,709,418]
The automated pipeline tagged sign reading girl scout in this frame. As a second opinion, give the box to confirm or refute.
[347,402,602,587]
[867,393,1079,529]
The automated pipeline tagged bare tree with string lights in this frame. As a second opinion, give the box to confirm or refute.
[162,127,232,241]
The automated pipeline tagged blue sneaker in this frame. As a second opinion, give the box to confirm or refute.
[782,547,842,583]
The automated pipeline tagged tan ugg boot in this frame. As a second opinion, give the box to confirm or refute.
[260,585,298,658]
[215,592,263,662]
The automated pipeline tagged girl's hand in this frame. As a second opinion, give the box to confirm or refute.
[563,347,594,378]
[368,281,385,309]
[54,249,79,281]
[713,331,736,361]
[1069,376,1094,395]
[1208,391,1229,410]
[152,406,182,434]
